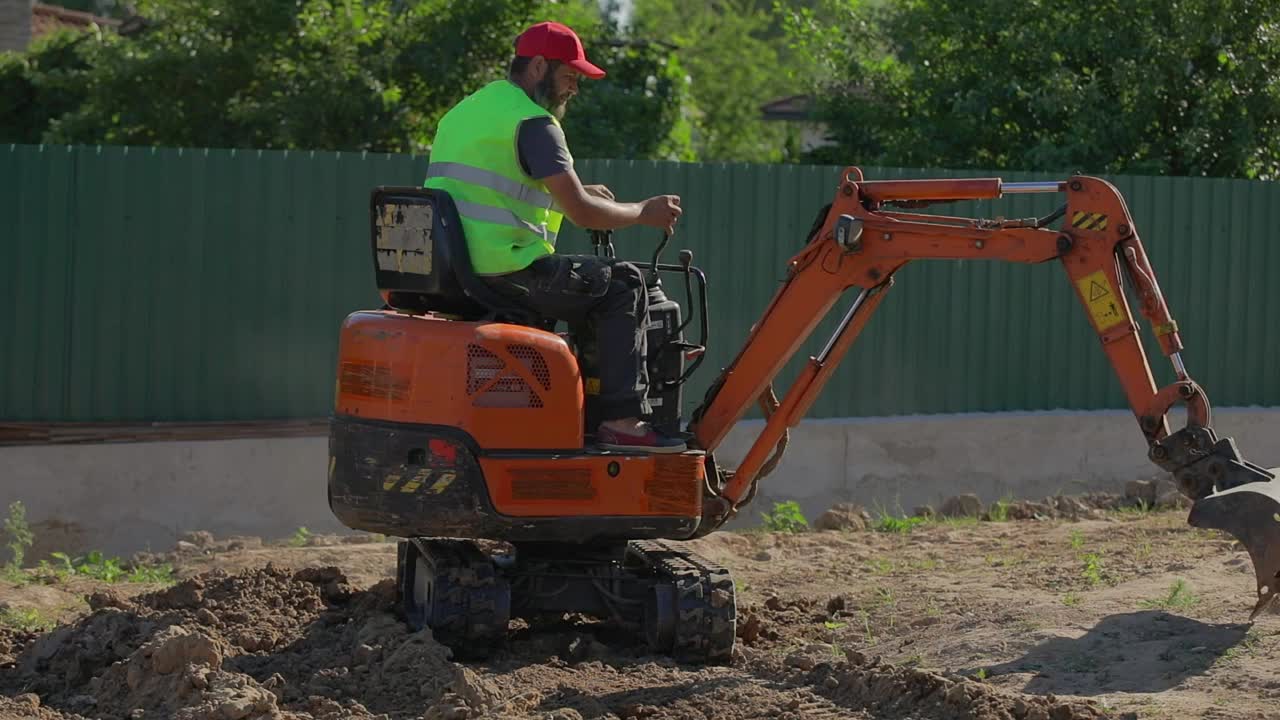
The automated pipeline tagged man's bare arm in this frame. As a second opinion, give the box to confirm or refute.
[543,169,682,234]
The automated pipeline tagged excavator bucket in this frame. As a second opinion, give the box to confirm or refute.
[1186,472,1280,619]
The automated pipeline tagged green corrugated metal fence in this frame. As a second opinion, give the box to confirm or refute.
[2,143,1278,423]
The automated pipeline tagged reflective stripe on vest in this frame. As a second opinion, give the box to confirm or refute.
[453,198,558,244]
[426,161,553,209]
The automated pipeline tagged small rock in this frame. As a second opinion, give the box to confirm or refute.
[738,614,764,643]
[911,616,941,628]
[784,653,817,671]
[12,694,39,708]
[940,494,983,518]
[823,676,839,689]
[764,596,783,611]
[814,503,872,531]
[1005,500,1052,521]
[804,643,834,656]
[180,530,215,547]
[353,643,376,664]
[825,595,847,614]
[754,550,773,561]
[1124,480,1158,507]
[196,608,218,625]
[913,505,936,519]
[550,710,583,720]
[175,540,200,554]
[87,589,130,610]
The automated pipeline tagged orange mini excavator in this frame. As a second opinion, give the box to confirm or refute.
[327,168,1280,663]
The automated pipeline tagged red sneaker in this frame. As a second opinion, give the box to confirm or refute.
[596,423,687,454]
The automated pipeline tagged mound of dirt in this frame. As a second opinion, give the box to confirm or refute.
[764,649,1121,720]
[0,692,89,720]
[2,566,499,720]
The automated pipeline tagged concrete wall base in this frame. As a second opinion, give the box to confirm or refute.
[3,408,1277,558]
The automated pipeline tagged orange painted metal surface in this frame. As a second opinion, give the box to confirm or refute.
[690,167,1201,507]
[858,177,1002,203]
[335,310,585,450]
[481,452,705,518]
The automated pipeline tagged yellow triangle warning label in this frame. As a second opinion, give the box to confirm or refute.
[1089,281,1109,302]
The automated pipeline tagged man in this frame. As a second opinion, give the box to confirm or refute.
[424,21,687,453]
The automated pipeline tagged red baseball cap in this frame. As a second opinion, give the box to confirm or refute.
[515,21,606,80]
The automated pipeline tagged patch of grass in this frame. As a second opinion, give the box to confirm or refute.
[0,606,55,631]
[3,501,34,574]
[1081,552,1104,586]
[875,513,927,534]
[867,558,894,575]
[760,501,809,533]
[1132,539,1154,562]
[934,515,980,528]
[1219,629,1262,663]
[1139,579,1200,611]
[860,609,875,645]
[909,557,939,571]
[974,667,988,680]
[824,620,846,630]
[988,497,1013,522]
[1069,529,1085,551]
[1112,499,1153,516]
[36,550,174,585]
[289,526,314,547]
[1062,592,1083,607]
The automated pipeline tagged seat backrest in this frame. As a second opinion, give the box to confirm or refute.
[369,186,544,326]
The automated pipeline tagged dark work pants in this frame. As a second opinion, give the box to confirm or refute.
[480,254,651,422]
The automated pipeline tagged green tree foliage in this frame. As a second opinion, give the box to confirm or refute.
[39,0,544,152]
[1,0,696,159]
[630,0,805,163]
[539,0,696,160]
[784,0,1280,179]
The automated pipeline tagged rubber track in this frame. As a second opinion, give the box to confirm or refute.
[410,539,509,657]
[629,539,737,664]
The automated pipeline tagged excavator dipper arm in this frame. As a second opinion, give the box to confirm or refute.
[686,167,1280,619]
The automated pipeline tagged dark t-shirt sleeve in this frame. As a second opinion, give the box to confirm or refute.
[517,117,573,180]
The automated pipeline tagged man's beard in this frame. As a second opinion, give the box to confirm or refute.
[533,71,568,119]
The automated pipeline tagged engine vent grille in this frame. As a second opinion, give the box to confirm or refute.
[508,344,552,390]
[466,343,545,408]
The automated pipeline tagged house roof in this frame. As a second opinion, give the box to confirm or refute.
[31,2,120,39]
[760,94,814,121]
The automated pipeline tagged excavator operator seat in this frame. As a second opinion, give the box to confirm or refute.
[369,186,548,328]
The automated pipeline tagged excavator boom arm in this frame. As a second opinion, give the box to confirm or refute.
[686,167,1279,618]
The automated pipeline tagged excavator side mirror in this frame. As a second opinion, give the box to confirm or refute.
[836,214,863,252]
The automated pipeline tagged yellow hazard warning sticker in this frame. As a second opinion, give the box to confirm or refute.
[1076,270,1127,331]
[1071,211,1109,231]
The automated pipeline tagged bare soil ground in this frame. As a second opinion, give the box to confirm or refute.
[2,500,1278,720]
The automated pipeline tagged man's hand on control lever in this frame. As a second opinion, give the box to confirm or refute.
[640,194,682,235]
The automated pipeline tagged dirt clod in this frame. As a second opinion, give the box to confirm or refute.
[815,503,872,531]
[941,494,984,518]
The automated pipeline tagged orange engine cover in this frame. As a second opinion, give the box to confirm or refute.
[335,310,585,450]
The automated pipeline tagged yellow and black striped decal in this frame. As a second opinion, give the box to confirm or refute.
[1071,211,1109,231]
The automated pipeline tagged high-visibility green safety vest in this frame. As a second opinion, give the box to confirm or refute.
[424,80,569,275]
